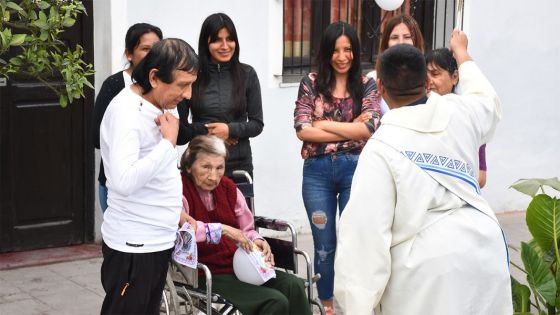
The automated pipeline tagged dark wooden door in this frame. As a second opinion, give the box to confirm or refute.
[0,2,94,253]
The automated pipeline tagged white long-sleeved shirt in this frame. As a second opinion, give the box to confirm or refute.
[100,87,182,253]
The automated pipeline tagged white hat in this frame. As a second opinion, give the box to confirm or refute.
[233,246,276,285]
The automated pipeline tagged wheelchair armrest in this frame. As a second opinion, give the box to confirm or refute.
[254,215,289,231]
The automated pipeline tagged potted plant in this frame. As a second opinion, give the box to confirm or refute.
[510,177,560,315]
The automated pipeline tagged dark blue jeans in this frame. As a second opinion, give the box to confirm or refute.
[302,152,359,300]
[99,183,108,213]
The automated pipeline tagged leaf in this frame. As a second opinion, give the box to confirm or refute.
[28,10,37,20]
[511,178,560,197]
[8,56,22,66]
[0,29,8,49]
[38,10,47,22]
[521,241,557,306]
[526,195,560,253]
[49,6,56,21]
[59,94,68,108]
[62,17,75,27]
[511,276,532,312]
[33,19,49,30]
[4,9,11,22]
[37,1,51,10]
[9,34,26,46]
[6,1,23,12]
[39,30,48,41]
[84,78,94,89]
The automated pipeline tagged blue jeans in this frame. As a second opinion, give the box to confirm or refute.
[99,183,108,213]
[302,152,359,300]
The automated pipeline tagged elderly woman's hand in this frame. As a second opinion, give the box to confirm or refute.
[254,239,275,267]
[179,211,197,232]
[222,225,252,252]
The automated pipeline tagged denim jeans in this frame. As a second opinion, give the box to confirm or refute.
[99,183,108,213]
[302,152,359,300]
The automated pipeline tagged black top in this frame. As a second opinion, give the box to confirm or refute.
[92,71,196,185]
[186,62,264,176]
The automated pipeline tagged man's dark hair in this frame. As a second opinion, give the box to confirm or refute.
[378,44,427,101]
[132,38,199,94]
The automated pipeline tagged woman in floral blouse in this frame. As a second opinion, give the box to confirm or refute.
[293,21,381,314]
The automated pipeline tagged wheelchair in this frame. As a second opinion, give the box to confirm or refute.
[161,170,325,315]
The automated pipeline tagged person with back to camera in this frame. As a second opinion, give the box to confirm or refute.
[92,23,195,213]
[294,21,381,315]
[334,30,512,314]
[367,14,425,115]
[186,13,264,181]
[179,135,312,315]
[425,47,488,187]
[99,38,199,315]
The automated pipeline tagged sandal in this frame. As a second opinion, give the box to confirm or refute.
[324,305,336,315]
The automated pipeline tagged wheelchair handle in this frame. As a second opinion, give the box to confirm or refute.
[232,170,253,184]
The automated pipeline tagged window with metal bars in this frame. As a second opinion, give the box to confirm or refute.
[282,0,462,81]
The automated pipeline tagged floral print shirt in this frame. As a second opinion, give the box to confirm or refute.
[294,73,381,159]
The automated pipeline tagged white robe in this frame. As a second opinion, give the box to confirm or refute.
[334,61,512,315]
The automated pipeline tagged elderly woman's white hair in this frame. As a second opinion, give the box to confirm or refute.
[179,135,228,172]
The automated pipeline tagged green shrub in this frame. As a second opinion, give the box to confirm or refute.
[0,0,94,107]
[510,177,560,315]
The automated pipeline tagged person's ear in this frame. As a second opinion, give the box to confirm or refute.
[451,70,459,86]
[148,69,159,89]
[125,49,132,62]
[376,78,385,96]
[425,77,431,91]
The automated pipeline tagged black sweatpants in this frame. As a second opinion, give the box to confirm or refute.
[100,242,173,315]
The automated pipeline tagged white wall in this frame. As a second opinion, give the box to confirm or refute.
[93,0,560,241]
[464,0,560,212]
[93,0,310,240]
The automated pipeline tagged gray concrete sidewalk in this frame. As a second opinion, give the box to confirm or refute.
[0,211,529,315]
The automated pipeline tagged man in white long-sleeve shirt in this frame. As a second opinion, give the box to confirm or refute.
[334,30,512,314]
[99,38,198,315]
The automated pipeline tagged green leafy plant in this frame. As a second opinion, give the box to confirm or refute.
[510,177,560,315]
[0,0,94,107]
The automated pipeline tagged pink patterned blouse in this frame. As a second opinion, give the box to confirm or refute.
[294,73,381,159]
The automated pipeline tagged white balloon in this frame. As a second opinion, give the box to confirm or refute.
[375,0,404,11]
[233,247,266,286]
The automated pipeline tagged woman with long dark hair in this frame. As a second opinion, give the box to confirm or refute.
[293,21,381,314]
[187,13,264,180]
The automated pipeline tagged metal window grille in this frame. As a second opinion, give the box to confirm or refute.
[282,0,461,79]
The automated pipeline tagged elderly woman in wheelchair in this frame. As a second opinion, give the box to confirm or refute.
[178,135,312,315]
